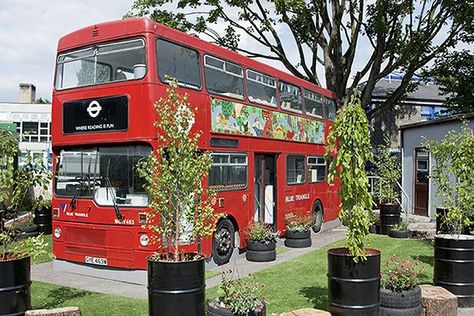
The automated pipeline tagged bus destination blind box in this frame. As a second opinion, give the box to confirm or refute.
[62,95,128,134]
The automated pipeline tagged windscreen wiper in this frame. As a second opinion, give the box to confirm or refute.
[101,175,124,222]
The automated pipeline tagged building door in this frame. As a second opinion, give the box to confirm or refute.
[414,149,429,216]
[254,155,276,229]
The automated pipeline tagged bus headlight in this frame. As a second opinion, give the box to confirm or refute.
[54,227,62,239]
[139,234,149,247]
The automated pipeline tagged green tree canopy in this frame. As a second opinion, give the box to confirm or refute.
[126,0,473,118]
[424,50,474,114]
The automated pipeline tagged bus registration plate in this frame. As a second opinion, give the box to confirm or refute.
[85,256,108,266]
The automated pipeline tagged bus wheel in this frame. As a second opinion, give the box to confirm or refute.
[212,219,235,265]
[312,201,323,233]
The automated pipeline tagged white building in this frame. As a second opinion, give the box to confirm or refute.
[400,114,474,217]
[0,83,52,169]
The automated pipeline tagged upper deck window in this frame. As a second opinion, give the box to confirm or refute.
[304,90,323,117]
[247,70,277,107]
[157,39,201,89]
[204,55,244,100]
[325,98,337,121]
[280,82,302,113]
[55,38,146,90]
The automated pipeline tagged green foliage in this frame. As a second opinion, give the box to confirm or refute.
[285,213,313,232]
[374,136,401,205]
[393,221,408,231]
[423,125,474,235]
[0,231,49,261]
[326,91,373,261]
[137,79,220,261]
[381,255,423,292]
[0,129,17,210]
[246,221,277,244]
[0,129,50,219]
[424,50,474,114]
[216,270,265,315]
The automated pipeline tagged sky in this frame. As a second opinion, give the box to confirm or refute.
[0,0,132,102]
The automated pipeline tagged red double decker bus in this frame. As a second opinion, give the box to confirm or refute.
[51,18,340,272]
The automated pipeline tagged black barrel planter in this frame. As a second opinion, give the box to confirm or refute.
[284,229,311,248]
[0,256,32,316]
[148,255,205,316]
[207,298,266,316]
[34,205,52,235]
[434,235,474,307]
[328,247,381,316]
[380,286,422,316]
[380,204,401,235]
[246,240,276,262]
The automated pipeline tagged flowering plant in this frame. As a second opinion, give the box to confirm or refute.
[216,270,265,315]
[246,221,277,244]
[382,255,423,292]
[285,213,313,232]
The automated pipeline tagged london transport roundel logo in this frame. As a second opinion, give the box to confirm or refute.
[87,100,102,118]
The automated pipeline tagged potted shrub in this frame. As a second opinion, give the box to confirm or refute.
[1,128,49,315]
[284,213,312,248]
[424,125,474,307]
[374,137,402,235]
[388,221,411,239]
[326,91,380,315]
[137,80,220,316]
[245,222,277,262]
[380,255,423,316]
[207,270,266,316]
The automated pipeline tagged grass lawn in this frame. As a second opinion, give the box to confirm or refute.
[32,234,53,264]
[31,235,434,315]
[32,281,147,315]
[207,234,434,315]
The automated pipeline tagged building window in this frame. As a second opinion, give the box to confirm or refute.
[22,121,39,142]
[286,155,305,184]
[307,156,326,182]
[209,153,247,191]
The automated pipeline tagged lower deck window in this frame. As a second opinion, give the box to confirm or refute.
[287,155,306,184]
[209,153,247,190]
[307,156,326,182]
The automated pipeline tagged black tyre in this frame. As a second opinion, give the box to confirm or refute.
[246,249,276,262]
[207,298,266,316]
[389,229,411,239]
[212,219,235,265]
[16,231,39,240]
[380,287,421,309]
[312,201,323,233]
[285,229,310,239]
[380,305,422,316]
[247,240,276,251]
[284,238,311,248]
[16,224,38,233]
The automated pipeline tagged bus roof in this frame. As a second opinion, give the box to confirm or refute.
[57,17,336,99]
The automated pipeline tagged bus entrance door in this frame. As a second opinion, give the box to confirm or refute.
[254,154,277,229]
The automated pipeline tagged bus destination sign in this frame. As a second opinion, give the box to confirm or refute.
[63,95,128,134]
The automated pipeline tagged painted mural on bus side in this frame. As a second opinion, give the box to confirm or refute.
[211,98,325,144]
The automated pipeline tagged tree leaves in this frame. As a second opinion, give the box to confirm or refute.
[326,90,373,261]
[136,79,220,260]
